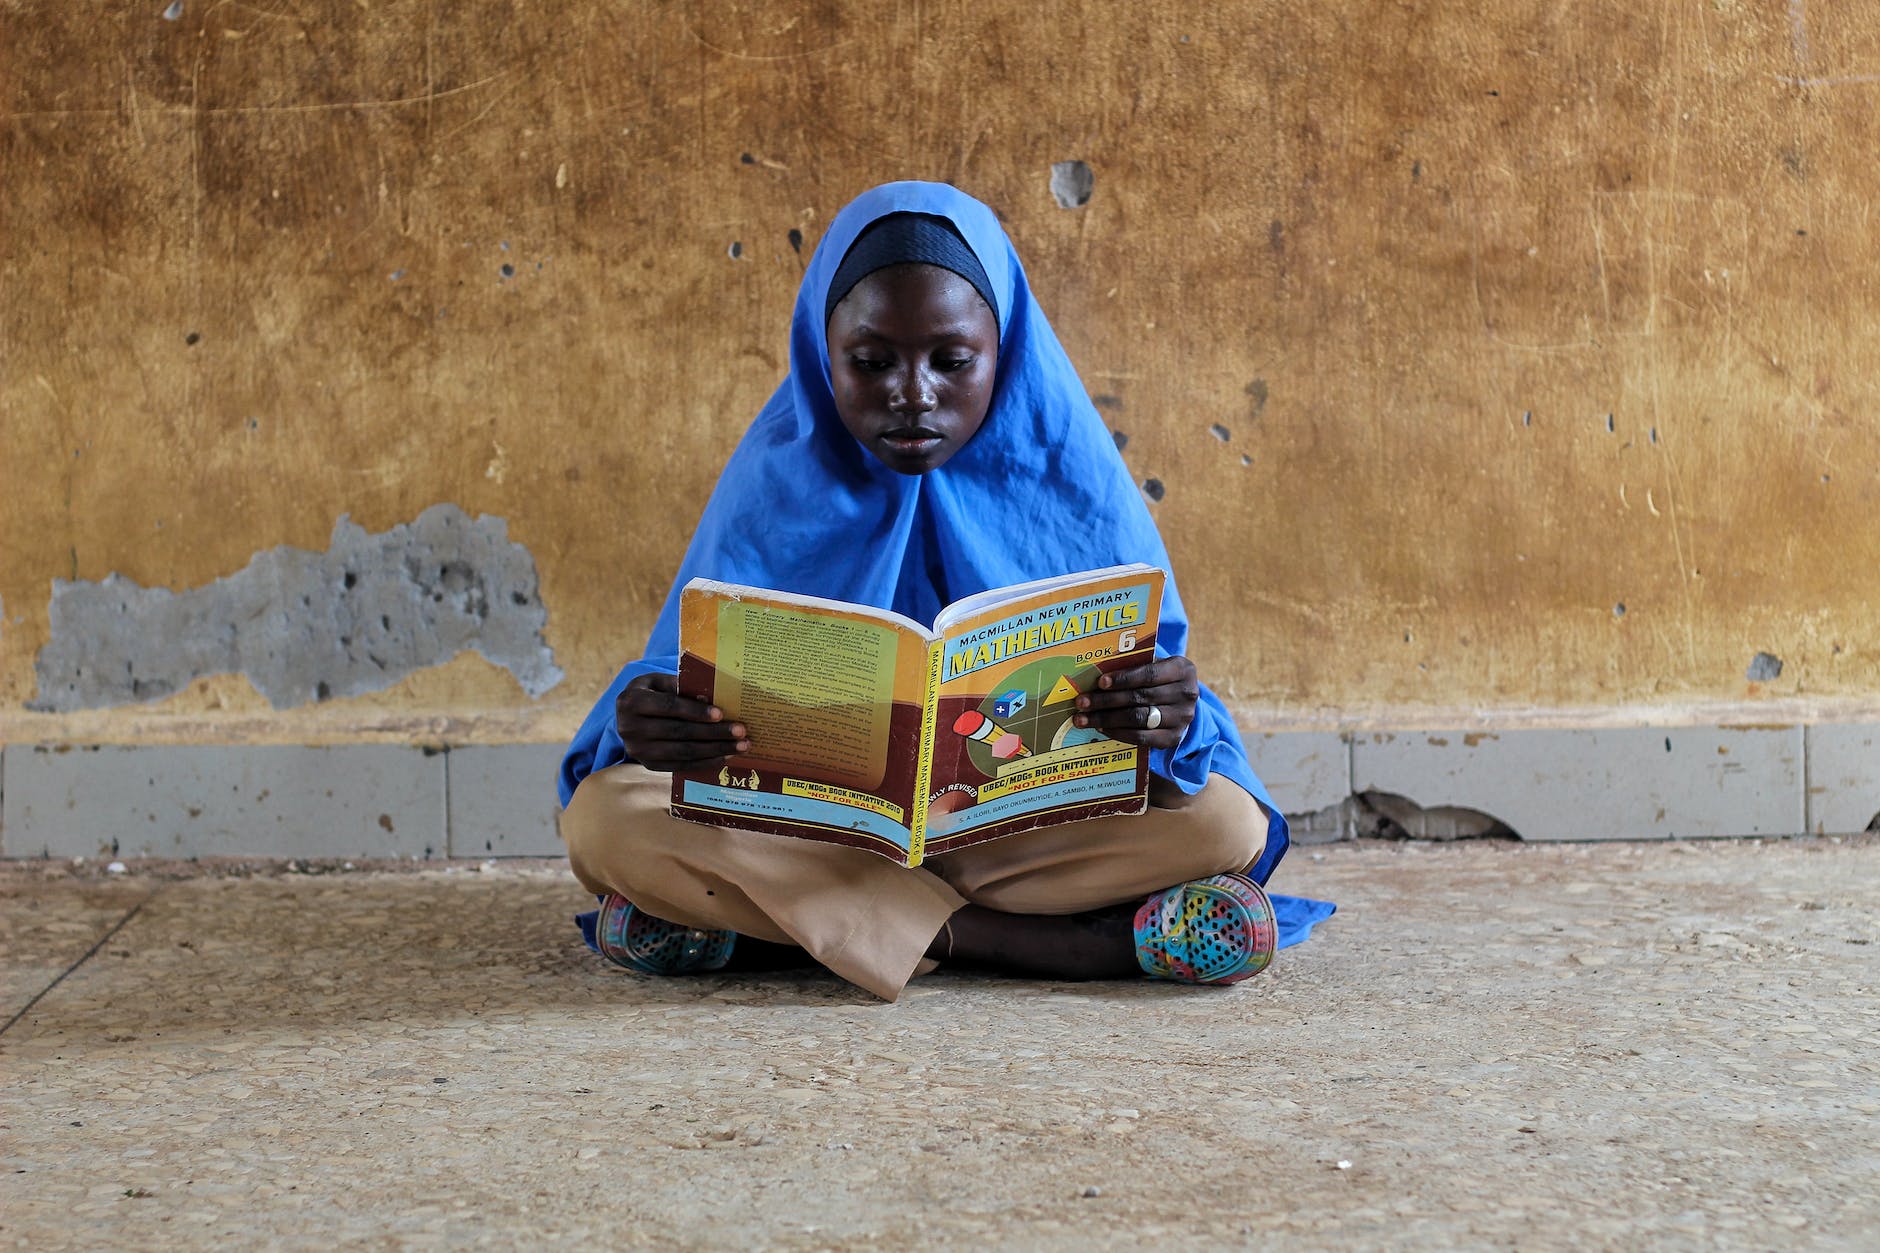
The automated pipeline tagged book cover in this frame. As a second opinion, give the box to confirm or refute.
[921,571,1163,858]
[670,565,1164,867]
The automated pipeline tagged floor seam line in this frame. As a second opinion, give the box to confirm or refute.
[0,889,161,1039]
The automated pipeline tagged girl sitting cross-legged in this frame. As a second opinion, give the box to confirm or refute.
[559,180,1329,1001]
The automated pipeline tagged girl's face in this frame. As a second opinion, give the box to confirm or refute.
[826,263,999,475]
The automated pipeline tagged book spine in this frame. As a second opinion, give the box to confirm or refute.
[906,638,946,867]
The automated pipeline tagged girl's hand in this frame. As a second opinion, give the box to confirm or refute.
[615,673,751,774]
[1071,655,1198,750]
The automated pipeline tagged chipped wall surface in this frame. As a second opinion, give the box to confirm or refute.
[3,1,1879,747]
[31,506,560,713]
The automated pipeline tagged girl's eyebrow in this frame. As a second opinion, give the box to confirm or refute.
[843,323,978,342]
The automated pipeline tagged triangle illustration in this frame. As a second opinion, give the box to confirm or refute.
[1044,673,1081,706]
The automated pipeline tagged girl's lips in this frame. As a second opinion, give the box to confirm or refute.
[881,428,944,451]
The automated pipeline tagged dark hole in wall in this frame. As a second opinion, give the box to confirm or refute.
[1245,379,1268,415]
[1289,793,1522,844]
[1049,160,1094,208]
[1360,792,1518,840]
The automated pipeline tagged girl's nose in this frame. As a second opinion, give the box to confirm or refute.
[889,368,937,413]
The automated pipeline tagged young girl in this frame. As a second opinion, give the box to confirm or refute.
[559,181,1321,1001]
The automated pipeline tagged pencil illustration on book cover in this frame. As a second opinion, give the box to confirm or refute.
[670,565,1165,866]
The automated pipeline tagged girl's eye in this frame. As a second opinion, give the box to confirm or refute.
[935,356,974,372]
[850,357,892,373]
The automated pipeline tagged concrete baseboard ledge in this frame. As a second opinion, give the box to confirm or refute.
[2,727,1875,859]
[0,743,566,861]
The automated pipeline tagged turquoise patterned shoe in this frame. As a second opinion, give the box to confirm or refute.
[594,894,737,975]
[1133,873,1277,985]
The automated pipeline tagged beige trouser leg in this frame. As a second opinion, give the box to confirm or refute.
[561,763,1269,1002]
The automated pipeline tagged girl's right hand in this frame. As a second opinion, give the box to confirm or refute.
[615,673,751,774]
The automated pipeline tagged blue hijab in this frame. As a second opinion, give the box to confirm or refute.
[560,181,1291,885]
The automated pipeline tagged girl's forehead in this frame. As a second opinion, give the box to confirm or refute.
[834,264,993,321]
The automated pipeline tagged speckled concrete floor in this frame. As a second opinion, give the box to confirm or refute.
[2,837,1875,1250]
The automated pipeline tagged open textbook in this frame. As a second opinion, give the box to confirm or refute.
[670,564,1166,867]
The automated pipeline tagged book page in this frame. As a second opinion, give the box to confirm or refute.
[715,600,897,791]
[671,580,934,865]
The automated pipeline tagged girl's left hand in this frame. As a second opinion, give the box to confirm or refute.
[1072,655,1199,749]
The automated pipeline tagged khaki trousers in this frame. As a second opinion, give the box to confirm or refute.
[562,763,1269,1001]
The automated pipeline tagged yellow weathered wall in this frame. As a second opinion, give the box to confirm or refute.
[3,0,1877,745]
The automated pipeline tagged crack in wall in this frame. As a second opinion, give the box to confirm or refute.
[1290,791,1519,844]
[31,505,564,712]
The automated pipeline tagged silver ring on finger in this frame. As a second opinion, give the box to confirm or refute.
[1144,705,1163,730]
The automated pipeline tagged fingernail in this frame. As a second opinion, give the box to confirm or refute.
[731,724,747,738]
[1073,715,1087,728]
[707,707,723,721]
[1098,675,1112,689]
[1075,697,1089,709]
[736,740,751,752]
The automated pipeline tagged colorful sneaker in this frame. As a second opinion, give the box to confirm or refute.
[1133,873,1277,984]
[594,894,736,975]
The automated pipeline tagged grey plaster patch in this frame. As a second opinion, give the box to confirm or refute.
[31,505,563,711]
[1746,651,1784,681]
[1,744,443,859]
[1352,727,1804,840]
[1049,160,1094,208]
[447,745,568,857]
[1804,723,1880,835]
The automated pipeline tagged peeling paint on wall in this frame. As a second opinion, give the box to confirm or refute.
[31,505,563,712]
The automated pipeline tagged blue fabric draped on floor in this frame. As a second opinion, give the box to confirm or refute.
[1271,893,1337,949]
